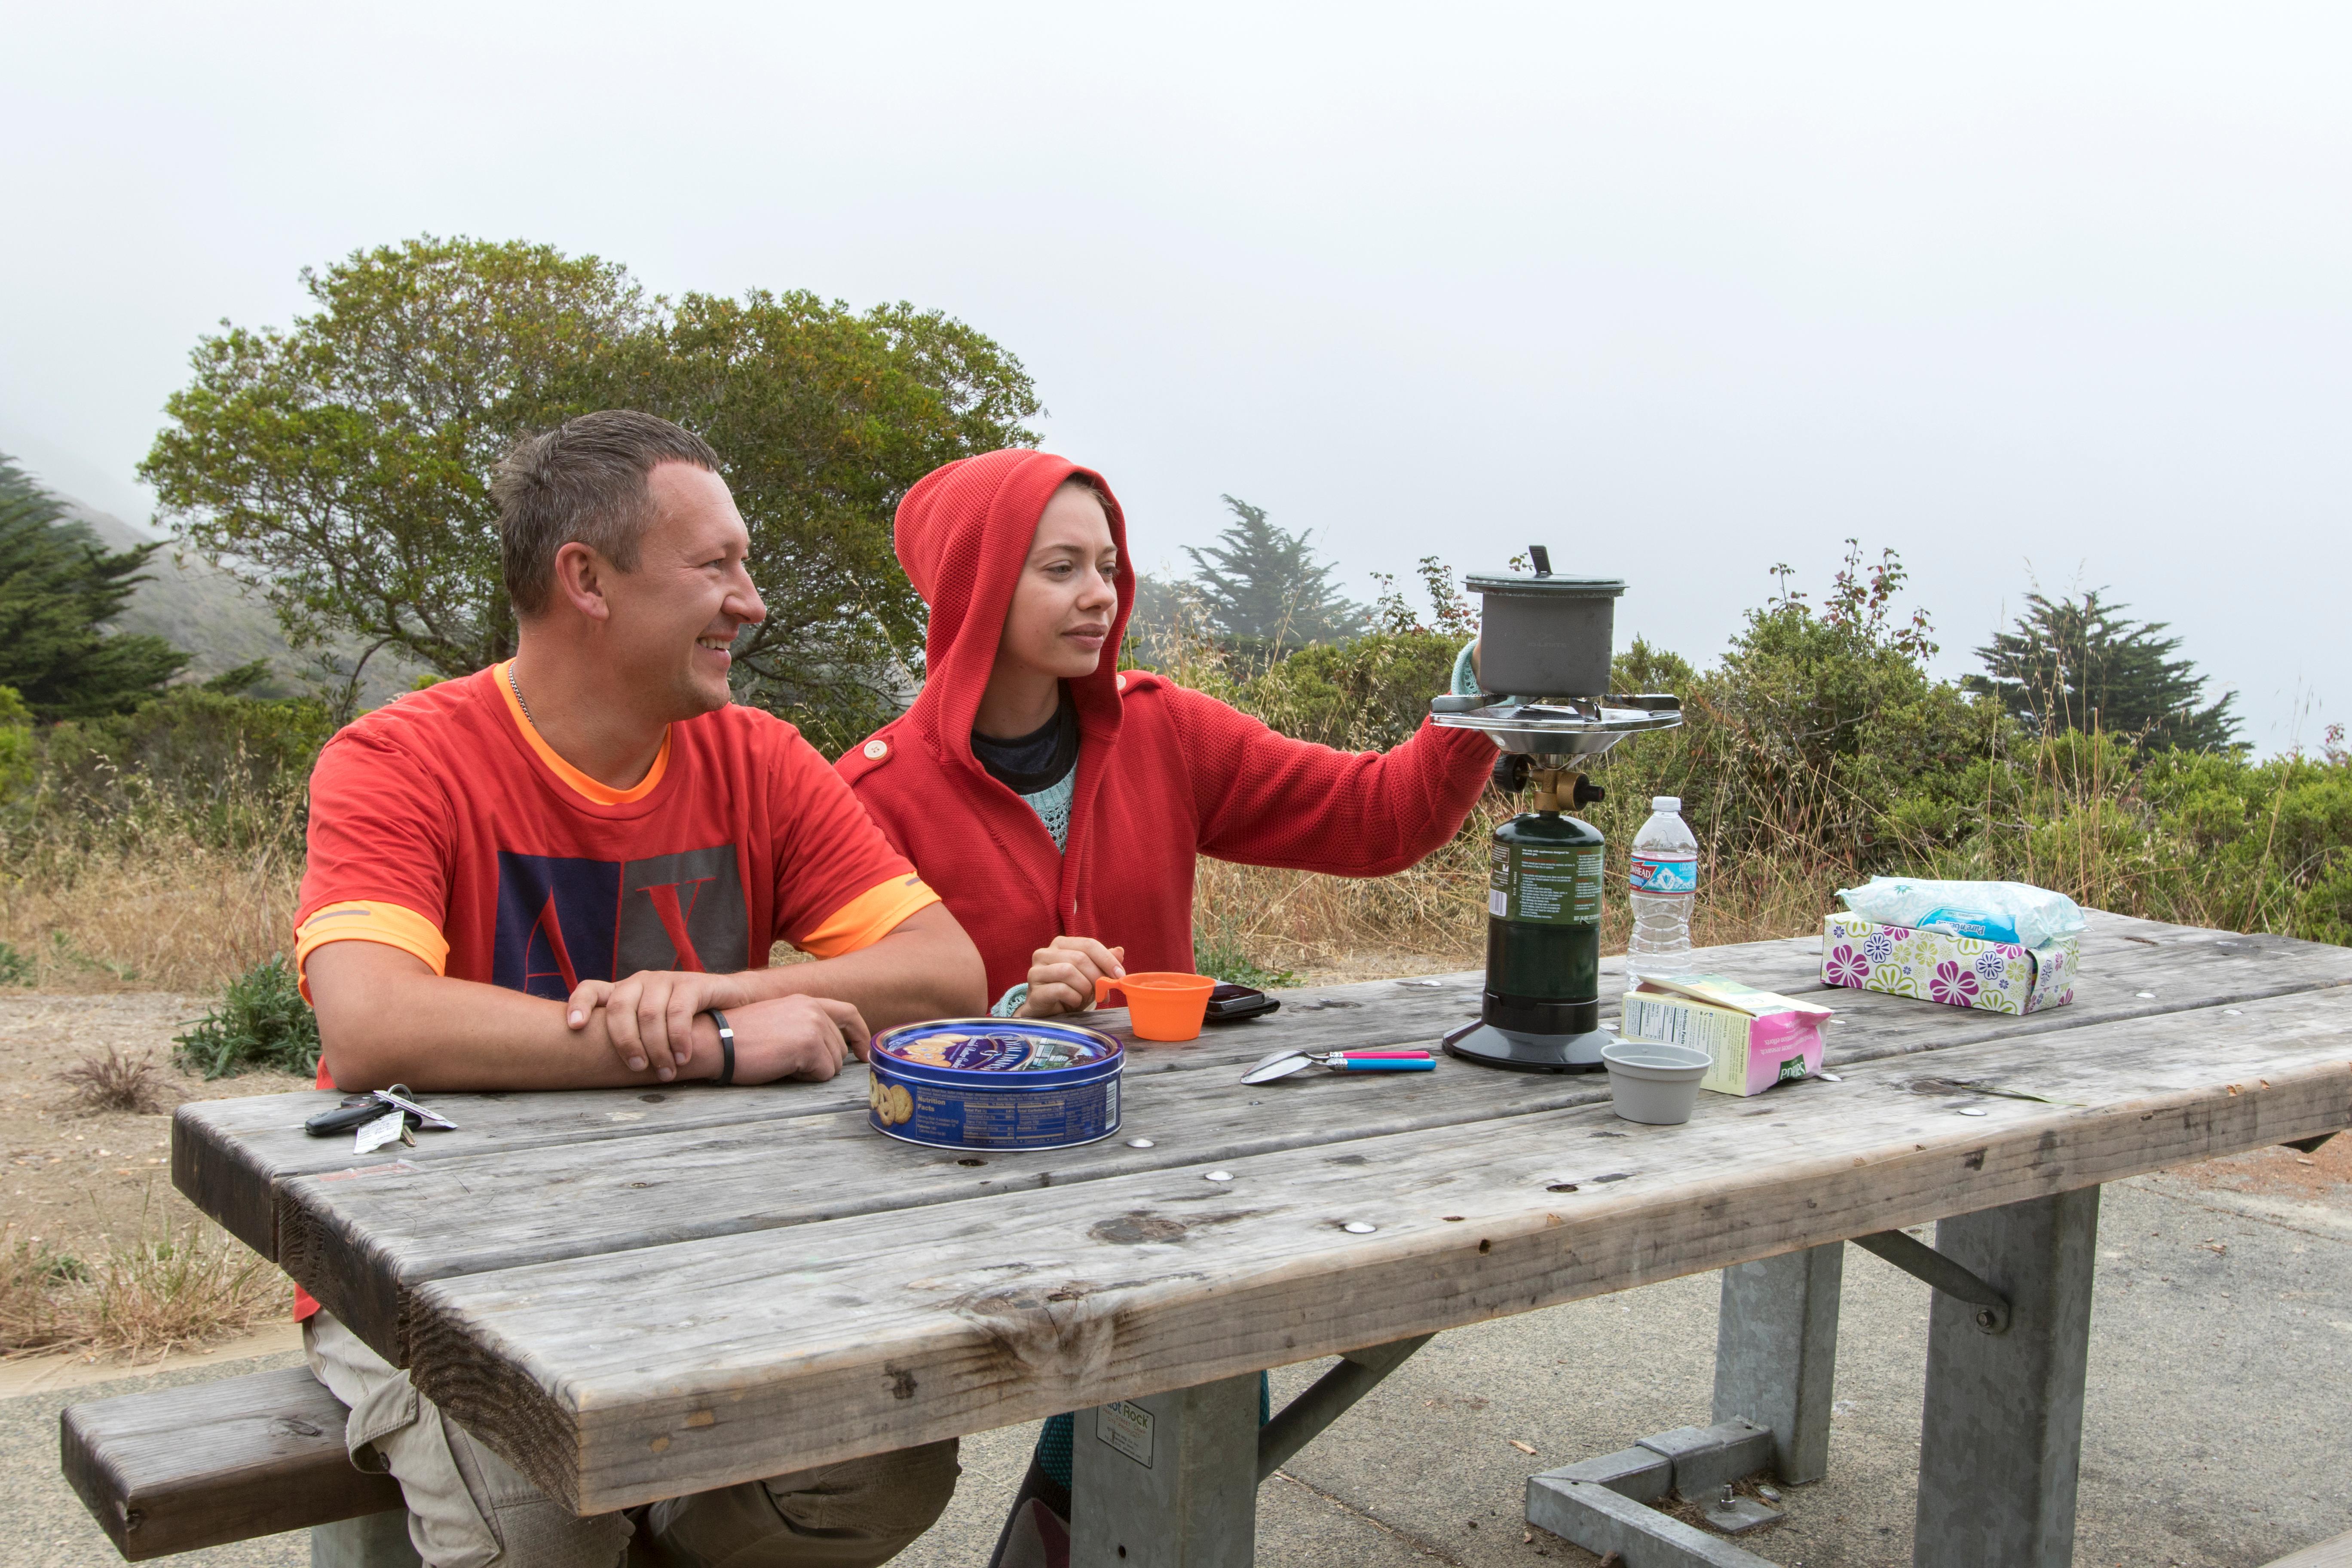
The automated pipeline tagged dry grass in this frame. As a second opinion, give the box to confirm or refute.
[53,1046,175,1115]
[0,833,302,993]
[0,1223,284,1360]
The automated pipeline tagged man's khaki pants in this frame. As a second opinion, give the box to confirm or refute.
[306,1313,960,1568]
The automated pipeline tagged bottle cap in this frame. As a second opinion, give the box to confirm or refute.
[1652,796,1681,813]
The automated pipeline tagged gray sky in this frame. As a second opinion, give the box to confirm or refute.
[8,2,2346,751]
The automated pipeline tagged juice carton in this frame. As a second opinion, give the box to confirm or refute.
[1620,974,1834,1097]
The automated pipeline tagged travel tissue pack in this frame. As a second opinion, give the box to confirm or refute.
[1821,914,2077,1016]
[1620,974,1833,1097]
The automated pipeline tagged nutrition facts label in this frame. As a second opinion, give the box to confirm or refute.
[1489,844,1604,925]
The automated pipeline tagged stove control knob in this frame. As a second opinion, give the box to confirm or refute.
[1572,775,1606,807]
[1491,753,1530,794]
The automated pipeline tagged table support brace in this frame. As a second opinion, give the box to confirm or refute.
[1850,1228,2013,1335]
[1257,1333,1433,1481]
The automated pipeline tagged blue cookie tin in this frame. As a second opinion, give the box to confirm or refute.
[867,1018,1124,1151]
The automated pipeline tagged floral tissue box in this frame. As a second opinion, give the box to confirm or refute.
[1821,915,2077,1015]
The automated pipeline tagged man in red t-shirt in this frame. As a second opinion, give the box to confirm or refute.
[293,411,983,1568]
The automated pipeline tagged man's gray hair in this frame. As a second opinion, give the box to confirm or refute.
[493,410,724,617]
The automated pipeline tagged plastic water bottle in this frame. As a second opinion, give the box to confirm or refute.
[1625,796,1698,989]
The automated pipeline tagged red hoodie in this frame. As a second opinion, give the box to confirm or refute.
[836,448,1496,1002]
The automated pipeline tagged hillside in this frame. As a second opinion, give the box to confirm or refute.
[50,493,422,708]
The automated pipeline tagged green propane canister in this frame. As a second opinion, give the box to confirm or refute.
[1485,807,1605,1035]
[1442,763,1617,1072]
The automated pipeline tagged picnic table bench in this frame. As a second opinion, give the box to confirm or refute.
[61,910,2352,1565]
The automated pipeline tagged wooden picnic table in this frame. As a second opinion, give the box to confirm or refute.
[174,911,2352,1567]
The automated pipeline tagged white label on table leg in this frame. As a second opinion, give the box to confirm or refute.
[1097,1400,1155,1468]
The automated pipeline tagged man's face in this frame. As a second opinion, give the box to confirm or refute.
[600,463,766,719]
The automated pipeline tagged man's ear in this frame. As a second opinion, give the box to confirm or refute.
[552,541,613,622]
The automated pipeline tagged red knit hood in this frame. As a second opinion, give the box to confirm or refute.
[893,448,1135,774]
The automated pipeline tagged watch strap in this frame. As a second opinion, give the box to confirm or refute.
[708,1008,735,1087]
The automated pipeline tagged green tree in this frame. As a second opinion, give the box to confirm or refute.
[142,237,650,692]
[579,290,1041,750]
[1965,589,2240,752]
[141,236,1041,748]
[1183,496,1365,656]
[1588,544,2008,871]
[0,455,188,720]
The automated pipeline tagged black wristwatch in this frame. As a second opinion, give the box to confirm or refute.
[707,1008,735,1087]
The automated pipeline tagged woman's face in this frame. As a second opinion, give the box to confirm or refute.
[997,484,1120,680]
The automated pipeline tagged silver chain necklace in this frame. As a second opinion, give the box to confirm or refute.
[506,664,539,729]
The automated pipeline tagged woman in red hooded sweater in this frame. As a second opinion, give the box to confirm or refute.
[836,448,1495,1563]
[836,447,1494,1016]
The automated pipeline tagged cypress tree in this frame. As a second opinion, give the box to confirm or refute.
[1966,589,2239,751]
[1183,496,1366,657]
[0,455,188,720]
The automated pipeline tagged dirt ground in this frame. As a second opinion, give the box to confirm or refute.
[1,992,309,1275]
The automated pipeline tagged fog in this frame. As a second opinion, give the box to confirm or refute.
[7,2,2346,749]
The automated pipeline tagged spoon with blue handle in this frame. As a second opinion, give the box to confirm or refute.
[1241,1047,1437,1085]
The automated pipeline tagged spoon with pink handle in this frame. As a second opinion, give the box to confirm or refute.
[1240,1047,1436,1085]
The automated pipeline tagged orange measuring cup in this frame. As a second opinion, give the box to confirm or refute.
[1094,971,1217,1042]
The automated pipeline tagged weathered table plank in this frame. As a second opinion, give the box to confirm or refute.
[186,910,2232,1263]
[393,989,2352,1511]
[267,919,2349,1361]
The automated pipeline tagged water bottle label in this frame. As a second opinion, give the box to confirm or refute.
[1629,855,1697,895]
[1489,843,1603,925]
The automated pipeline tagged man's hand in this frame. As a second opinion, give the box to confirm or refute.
[567,970,759,1081]
[725,994,872,1083]
[1018,938,1126,1018]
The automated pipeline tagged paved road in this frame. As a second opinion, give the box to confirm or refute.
[12,1170,2346,1568]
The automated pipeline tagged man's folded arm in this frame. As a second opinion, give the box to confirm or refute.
[307,940,713,1092]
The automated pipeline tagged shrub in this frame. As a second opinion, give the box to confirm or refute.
[1193,901,1300,990]
[173,955,320,1079]
[55,1046,174,1114]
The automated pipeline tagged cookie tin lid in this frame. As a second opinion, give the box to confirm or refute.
[871,1018,1123,1085]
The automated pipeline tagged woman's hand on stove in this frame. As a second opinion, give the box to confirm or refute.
[1017,939,1126,1018]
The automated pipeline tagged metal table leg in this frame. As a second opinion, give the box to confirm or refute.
[1071,1374,1261,1568]
[1711,1243,1844,1486]
[1912,1186,2101,1568]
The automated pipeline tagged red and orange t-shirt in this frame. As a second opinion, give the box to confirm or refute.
[294,661,937,1055]
[288,665,936,1322]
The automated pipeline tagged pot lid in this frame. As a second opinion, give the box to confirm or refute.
[1462,572,1625,597]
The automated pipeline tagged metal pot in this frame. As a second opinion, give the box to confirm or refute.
[1464,550,1624,698]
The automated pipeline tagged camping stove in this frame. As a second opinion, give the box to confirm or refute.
[1430,549,1682,1072]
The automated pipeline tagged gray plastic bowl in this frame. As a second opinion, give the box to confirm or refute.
[1601,1040,1711,1125]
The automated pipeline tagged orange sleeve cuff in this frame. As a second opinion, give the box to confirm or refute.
[294,901,450,1000]
[793,875,941,959]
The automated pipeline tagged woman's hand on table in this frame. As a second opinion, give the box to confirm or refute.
[1017,938,1126,1018]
